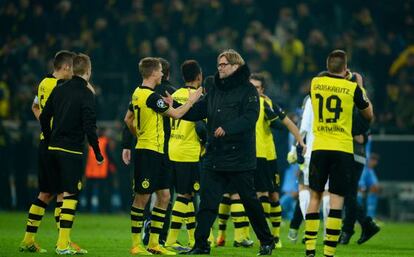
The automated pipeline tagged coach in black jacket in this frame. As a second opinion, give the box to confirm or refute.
[179,49,274,255]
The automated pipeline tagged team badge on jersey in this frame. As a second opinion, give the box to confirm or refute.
[193,181,200,192]
[156,99,167,109]
[274,174,280,186]
[142,179,150,189]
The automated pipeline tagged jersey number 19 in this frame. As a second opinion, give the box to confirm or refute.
[315,94,343,123]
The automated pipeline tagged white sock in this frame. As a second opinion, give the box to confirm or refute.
[298,189,310,219]
[322,194,330,236]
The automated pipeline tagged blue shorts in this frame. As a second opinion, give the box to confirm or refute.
[358,167,378,190]
[281,164,298,194]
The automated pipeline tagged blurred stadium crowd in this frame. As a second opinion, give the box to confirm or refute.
[0,0,413,211]
[2,0,414,131]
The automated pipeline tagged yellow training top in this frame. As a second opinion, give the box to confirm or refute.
[256,97,286,161]
[168,87,201,162]
[37,74,58,140]
[131,86,170,153]
[311,74,360,153]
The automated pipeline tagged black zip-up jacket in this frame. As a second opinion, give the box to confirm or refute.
[183,65,259,171]
[40,76,102,159]
[352,108,370,162]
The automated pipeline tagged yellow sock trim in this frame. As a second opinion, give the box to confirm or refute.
[55,202,62,230]
[270,202,282,238]
[217,200,230,238]
[187,201,196,244]
[208,229,215,244]
[231,202,247,242]
[23,201,46,243]
[166,198,188,245]
[131,206,144,247]
[324,216,342,256]
[148,207,166,248]
[57,199,77,249]
[243,215,250,239]
[305,213,320,254]
[259,196,270,218]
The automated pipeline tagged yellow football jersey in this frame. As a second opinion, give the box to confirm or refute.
[310,75,358,153]
[256,97,278,160]
[37,75,58,140]
[131,86,169,153]
[264,98,277,161]
[168,87,201,162]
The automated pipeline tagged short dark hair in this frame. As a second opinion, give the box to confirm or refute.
[53,50,75,70]
[181,60,201,82]
[158,58,170,80]
[250,73,266,89]
[73,53,91,76]
[327,50,347,73]
[139,57,161,79]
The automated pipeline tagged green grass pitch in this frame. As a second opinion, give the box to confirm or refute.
[1,212,413,257]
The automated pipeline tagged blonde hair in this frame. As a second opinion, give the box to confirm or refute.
[139,57,161,79]
[73,53,91,76]
[218,49,245,66]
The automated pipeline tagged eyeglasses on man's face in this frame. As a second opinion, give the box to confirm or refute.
[217,62,231,69]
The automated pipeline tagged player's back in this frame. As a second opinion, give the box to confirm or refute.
[47,76,95,152]
[310,74,358,154]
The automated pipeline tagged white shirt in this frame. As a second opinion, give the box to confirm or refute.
[300,96,314,159]
[33,96,39,104]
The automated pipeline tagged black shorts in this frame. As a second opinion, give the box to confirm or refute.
[309,150,354,196]
[171,161,200,194]
[49,150,84,194]
[38,140,61,193]
[267,159,280,193]
[254,158,273,192]
[221,180,237,195]
[134,149,171,194]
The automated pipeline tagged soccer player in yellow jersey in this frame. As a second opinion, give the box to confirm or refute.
[165,60,203,251]
[250,73,305,249]
[19,50,84,253]
[40,53,103,255]
[123,57,202,255]
[304,50,373,257]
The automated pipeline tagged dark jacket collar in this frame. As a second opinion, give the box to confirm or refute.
[214,65,251,91]
[72,75,87,85]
